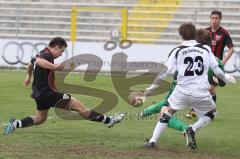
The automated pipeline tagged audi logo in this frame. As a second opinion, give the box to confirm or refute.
[1,41,68,65]
[224,50,240,73]
[103,40,132,51]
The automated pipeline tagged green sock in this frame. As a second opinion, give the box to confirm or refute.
[142,101,167,117]
[168,116,188,132]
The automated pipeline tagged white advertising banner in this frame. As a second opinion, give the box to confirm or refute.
[0,39,239,76]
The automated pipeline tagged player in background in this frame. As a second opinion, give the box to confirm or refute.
[207,9,234,102]
[186,10,234,118]
[141,23,228,149]
[4,37,124,135]
[206,10,234,65]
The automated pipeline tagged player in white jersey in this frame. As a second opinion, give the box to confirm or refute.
[143,23,227,149]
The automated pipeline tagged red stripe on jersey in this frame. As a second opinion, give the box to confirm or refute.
[211,32,217,56]
[216,34,224,59]
[206,26,233,60]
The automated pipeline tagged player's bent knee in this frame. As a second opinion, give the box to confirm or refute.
[160,106,168,115]
[33,116,48,125]
[204,111,215,120]
[55,93,72,109]
[159,112,172,123]
[37,118,47,125]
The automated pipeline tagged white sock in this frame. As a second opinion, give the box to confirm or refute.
[213,111,218,117]
[12,120,18,128]
[15,120,22,128]
[102,115,107,123]
[149,122,167,143]
[192,116,211,132]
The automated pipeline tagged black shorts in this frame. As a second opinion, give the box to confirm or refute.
[34,92,64,111]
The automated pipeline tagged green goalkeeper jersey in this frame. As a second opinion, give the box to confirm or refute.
[208,58,224,79]
[208,58,225,87]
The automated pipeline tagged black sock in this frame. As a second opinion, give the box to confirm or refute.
[212,93,217,103]
[88,111,110,124]
[17,117,34,128]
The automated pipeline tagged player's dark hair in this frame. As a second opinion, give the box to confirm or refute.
[196,29,212,46]
[178,22,196,40]
[49,37,67,48]
[210,10,222,19]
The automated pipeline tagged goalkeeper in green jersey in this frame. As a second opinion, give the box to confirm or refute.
[141,72,188,132]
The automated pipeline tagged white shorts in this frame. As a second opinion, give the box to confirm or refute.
[168,88,216,117]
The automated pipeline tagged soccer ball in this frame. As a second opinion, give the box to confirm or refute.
[128,91,144,107]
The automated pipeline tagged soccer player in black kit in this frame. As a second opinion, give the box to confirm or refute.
[206,10,234,103]
[186,10,235,118]
[4,37,124,135]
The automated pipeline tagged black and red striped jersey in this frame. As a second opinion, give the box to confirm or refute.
[31,47,57,100]
[206,26,234,60]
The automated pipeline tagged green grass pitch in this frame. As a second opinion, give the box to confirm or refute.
[0,69,239,159]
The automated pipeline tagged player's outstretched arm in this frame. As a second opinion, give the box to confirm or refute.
[135,70,170,105]
[212,66,228,83]
[143,65,172,97]
[139,50,176,102]
[209,51,228,83]
[24,62,33,86]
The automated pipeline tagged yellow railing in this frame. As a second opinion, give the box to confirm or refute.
[70,7,128,43]
[70,7,128,61]
[70,7,77,42]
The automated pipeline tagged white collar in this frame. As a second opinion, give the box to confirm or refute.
[181,40,198,46]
